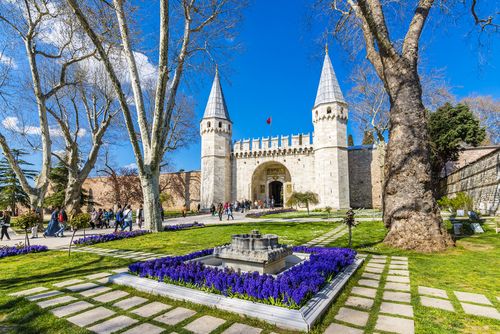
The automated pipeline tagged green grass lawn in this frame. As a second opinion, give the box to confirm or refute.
[258,209,382,219]
[1,219,498,333]
[87,221,338,254]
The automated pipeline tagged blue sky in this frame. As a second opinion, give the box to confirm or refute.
[161,0,499,172]
[2,1,499,174]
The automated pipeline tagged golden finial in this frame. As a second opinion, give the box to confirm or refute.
[325,42,329,55]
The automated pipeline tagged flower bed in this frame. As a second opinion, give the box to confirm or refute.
[128,246,355,309]
[163,222,205,231]
[0,245,48,259]
[73,230,150,246]
[245,208,296,218]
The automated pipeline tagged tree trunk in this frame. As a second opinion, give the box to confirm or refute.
[64,176,84,217]
[141,168,162,232]
[348,225,352,248]
[383,68,453,252]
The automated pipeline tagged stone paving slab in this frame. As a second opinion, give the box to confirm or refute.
[26,290,63,301]
[80,286,112,297]
[390,260,408,265]
[221,323,263,334]
[111,268,129,273]
[418,286,448,299]
[371,255,387,259]
[361,272,381,280]
[420,296,454,312]
[121,323,165,334]
[113,296,148,310]
[368,259,387,264]
[154,307,196,325]
[53,279,84,287]
[66,306,115,327]
[387,276,410,284]
[379,301,414,317]
[334,307,370,327]
[392,256,408,260]
[385,282,410,291]
[460,302,500,320]
[365,267,384,274]
[183,315,226,334]
[65,282,100,292]
[85,272,112,280]
[351,286,377,298]
[93,290,129,303]
[388,269,409,276]
[454,291,493,305]
[87,315,138,334]
[9,286,49,297]
[358,279,380,288]
[324,323,364,334]
[131,301,172,317]
[389,264,409,270]
[96,278,110,284]
[36,295,77,308]
[383,291,411,303]
[366,263,385,269]
[345,296,374,309]
[51,300,94,317]
[375,314,414,334]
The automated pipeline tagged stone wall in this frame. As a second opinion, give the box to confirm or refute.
[440,148,499,215]
[348,145,384,209]
[82,171,201,211]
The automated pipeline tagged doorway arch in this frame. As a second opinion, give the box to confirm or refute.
[251,161,291,207]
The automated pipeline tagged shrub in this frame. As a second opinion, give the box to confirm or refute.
[0,244,48,259]
[73,230,150,246]
[438,192,473,212]
[69,213,91,230]
[12,212,41,230]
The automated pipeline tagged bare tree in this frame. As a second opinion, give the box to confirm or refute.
[461,95,500,144]
[47,68,119,215]
[323,0,497,252]
[0,0,94,209]
[348,62,454,143]
[66,0,243,231]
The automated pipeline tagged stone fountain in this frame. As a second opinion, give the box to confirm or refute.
[213,230,292,274]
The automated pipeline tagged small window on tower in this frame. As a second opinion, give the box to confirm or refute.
[218,121,222,128]
[315,110,318,117]
[207,121,211,128]
[327,107,332,114]
[228,124,231,130]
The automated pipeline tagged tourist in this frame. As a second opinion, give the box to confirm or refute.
[97,208,104,228]
[227,203,234,220]
[0,211,11,241]
[55,208,68,237]
[90,208,98,230]
[30,209,39,239]
[121,205,133,231]
[210,204,216,216]
[44,207,60,237]
[114,205,123,232]
[182,205,187,218]
[217,203,224,221]
[136,204,144,229]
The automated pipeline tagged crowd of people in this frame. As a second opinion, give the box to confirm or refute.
[209,200,252,221]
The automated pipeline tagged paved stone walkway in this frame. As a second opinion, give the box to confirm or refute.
[418,286,500,320]
[325,255,415,334]
[8,269,265,334]
[303,224,348,247]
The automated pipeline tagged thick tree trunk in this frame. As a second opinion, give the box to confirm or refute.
[141,168,162,232]
[64,178,83,217]
[383,69,453,252]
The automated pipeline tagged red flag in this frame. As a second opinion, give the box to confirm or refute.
[266,117,272,125]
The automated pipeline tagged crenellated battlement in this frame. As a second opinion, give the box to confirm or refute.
[232,133,313,157]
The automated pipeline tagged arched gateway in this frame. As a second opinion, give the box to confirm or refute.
[251,162,291,207]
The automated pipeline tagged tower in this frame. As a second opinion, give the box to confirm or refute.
[312,47,350,209]
[200,68,232,209]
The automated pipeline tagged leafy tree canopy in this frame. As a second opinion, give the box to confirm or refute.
[428,103,486,178]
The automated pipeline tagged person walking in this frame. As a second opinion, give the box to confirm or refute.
[217,203,224,221]
[136,205,144,229]
[181,204,187,218]
[90,208,98,230]
[0,211,11,241]
[210,204,215,216]
[227,203,234,220]
[30,209,39,239]
[44,207,60,237]
[114,205,123,232]
[55,208,68,237]
[121,205,133,231]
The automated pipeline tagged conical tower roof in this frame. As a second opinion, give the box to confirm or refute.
[203,67,231,121]
[314,48,345,108]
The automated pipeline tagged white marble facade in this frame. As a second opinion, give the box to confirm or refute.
[200,51,351,209]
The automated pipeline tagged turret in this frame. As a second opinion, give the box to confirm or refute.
[312,46,350,209]
[200,67,232,209]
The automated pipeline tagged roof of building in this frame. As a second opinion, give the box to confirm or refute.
[314,48,345,108]
[202,67,231,121]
